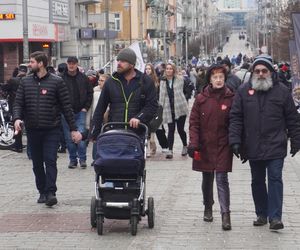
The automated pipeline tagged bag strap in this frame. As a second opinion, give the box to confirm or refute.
[139,73,146,108]
[241,70,248,84]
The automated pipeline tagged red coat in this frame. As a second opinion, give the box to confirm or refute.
[189,86,234,172]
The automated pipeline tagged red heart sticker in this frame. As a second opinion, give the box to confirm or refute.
[221,104,227,110]
[248,89,255,95]
[41,89,47,95]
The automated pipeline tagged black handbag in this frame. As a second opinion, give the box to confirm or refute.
[149,104,163,132]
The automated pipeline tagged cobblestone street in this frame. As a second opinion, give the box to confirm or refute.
[1,33,300,249]
[1,129,300,249]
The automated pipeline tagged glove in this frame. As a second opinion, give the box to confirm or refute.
[290,147,299,157]
[232,144,241,158]
[187,146,196,158]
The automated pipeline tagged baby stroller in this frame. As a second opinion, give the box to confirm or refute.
[90,122,155,235]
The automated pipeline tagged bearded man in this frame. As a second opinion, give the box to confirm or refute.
[90,48,157,140]
[229,54,300,230]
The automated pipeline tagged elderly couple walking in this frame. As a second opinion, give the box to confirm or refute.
[188,54,300,231]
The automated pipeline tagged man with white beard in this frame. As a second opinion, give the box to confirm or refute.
[228,54,300,231]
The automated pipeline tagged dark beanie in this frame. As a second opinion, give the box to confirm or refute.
[221,58,231,68]
[252,54,275,72]
[117,48,136,65]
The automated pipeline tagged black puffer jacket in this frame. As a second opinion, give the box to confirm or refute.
[13,72,77,131]
[62,69,93,113]
[229,79,300,160]
[91,70,157,139]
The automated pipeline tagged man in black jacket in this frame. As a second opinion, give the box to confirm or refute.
[229,54,300,230]
[13,51,81,206]
[91,48,157,140]
[61,56,93,169]
[222,58,242,92]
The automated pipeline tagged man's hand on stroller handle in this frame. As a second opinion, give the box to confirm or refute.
[129,118,140,129]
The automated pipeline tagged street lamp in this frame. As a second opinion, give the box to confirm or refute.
[22,0,29,63]
[124,0,132,45]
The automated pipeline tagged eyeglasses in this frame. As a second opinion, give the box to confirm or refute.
[253,68,269,74]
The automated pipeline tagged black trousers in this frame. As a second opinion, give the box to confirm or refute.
[167,115,187,150]
[27,128,60,195]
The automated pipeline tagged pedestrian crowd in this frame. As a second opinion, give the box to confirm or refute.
[0,47,299,233]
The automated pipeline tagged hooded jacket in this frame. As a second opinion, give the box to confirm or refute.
[189,85,234,172]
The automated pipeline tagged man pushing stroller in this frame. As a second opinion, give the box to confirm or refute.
[90,48,157,140]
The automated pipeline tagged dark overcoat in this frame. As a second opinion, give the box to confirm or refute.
[229,80,300,160]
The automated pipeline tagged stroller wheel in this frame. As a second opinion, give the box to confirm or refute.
[90,196,96,228]
[130,215,138,236]
[97,215,104,235]
[147,197,155,228]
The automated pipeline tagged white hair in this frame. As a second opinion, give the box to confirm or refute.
[251,75,273,91]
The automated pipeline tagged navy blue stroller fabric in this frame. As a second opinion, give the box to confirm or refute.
[94,130,145,176]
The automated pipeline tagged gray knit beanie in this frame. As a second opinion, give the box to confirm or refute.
[252,54,275,72]
[117,48,137,65]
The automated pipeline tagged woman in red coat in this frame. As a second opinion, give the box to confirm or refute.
[188,64,234,230]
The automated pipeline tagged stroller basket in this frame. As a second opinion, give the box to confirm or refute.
[94,130,145,176]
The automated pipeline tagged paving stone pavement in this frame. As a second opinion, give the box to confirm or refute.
[1,34,300,250]
[1,128,300,250]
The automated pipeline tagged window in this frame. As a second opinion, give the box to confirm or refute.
[114,13,121,31]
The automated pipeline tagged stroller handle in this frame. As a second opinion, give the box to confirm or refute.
[100,122,149,137]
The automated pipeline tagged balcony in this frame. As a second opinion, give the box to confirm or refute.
[76,0,100,5]
[146,0,157,7]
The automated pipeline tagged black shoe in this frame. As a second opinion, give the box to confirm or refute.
[45,193,57,207]
[80,161,87,169]
[253,216,268,226]
[68,161,77,169]
[203,207,213,222]
[37,194,46,203]
[222,212,232,231]
[10,147,23,153]
[269,219,284,230]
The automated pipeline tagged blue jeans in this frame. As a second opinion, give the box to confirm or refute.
[249,158,284,221]
[62,111,87,163]
[26,128,60,195]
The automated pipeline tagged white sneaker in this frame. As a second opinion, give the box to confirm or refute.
[162,148,169,153]
[146,151,151,158]
[181,146,188,156]
[166,150,173,159]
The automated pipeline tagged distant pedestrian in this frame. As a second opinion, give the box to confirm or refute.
[89,74,109,163]
[222,58,241,92]
[188,64,234,231]
[159,63,189,159]
[61,56,93,169]
[229,54,300,230]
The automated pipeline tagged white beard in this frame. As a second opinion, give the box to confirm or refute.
[251,75,273,91]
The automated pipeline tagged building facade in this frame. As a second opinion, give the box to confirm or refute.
[0,0,68,82]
